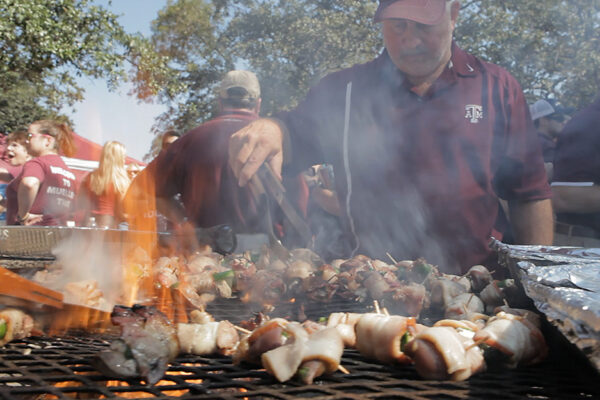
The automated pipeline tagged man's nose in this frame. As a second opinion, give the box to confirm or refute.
[398,21,422,47]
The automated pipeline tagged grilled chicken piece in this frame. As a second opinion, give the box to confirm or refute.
[473,311,548,368]
[0,309,34,346]
[387,282,427,317]
[429,278,467,309]
[404,326,486,381]
[355,313,425,364]
[233,318,289,365]
[261,322,309,382]
[297,327,344,384]
[466,265,493,292]
[444,293,485,320]
[479,281,505,311]
[326,312,363,347]
[177,320,239,356]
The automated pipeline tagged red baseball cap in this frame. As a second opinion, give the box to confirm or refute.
[374,0,448,25]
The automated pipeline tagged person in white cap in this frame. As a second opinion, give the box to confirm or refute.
[229,0,553,275]
[152,70,264,234]
[529,99,570,181]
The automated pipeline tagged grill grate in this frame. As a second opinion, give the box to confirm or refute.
[204,297,376,325]
[0,335,598,400]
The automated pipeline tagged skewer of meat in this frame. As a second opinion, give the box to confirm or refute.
[326,312,363,347]
[355,313,425,364]
[0,308,34,346]
[261,322,310,382]
[465,265,493,292]
[473,311,548,368]
[444,293,485,320]
[429,278,467,310]
[233,318,289,365]
[295,327,344,384]
[177,311,239,356]
[93,305,179,385]
[403,325,486,381]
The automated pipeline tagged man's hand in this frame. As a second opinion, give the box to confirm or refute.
[21,213,43,226]
[229,118,284,187]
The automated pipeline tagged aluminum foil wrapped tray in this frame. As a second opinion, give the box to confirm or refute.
[492,239,600,372]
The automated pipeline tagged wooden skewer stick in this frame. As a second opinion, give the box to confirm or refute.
[382,307,390,316]
[338,365,350,374]
[466,293,475,308]
[503,298,510,307]
[373,300,381,315]
[465,338,486,351]
[234,325,251,334]
[386,252,398,264]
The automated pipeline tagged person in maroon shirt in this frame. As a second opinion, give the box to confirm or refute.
[11,119,77,226]
[529,98,571,182]
[0,130,33,221]
[229,0,553,275]
[551,94,600,238]
[153,70,263,233]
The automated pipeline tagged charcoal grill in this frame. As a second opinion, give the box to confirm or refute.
[0,330,598,400]
[1,296,599,400]
[1,229,599,399]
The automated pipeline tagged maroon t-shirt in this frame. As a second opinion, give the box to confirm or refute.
[0,159,22,182]
[154,110,261,231]
[8,154,76,225]
[553,95,600,184]
[552,95,600,231]
[278,43,550,274]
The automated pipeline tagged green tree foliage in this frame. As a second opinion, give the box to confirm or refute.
[139,0,599,151]
[456,0,600,109]
[0,0,157,132]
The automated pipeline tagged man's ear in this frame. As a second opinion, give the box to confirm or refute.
[450,1,460,24]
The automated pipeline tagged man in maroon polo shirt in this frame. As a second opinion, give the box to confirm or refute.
[551,94,600,242]
[229,0,553,275]
[154,70,263,232]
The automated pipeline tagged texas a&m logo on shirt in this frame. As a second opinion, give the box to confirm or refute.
[465,104,483,123]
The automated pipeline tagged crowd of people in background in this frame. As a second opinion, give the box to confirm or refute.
[0,122,179,229]
[0,0,598,265]
[0,76,598,258]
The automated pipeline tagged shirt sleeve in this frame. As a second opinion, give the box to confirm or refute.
[154,141,185,199]
[492,76,552,202]
[552,96,600,184]
[21,158,46,181]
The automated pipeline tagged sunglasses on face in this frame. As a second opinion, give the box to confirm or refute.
[26,132,52,142]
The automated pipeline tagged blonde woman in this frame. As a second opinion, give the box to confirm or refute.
[79,141,131,228]
[13,120,76,226]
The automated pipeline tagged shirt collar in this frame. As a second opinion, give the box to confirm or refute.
[449,41,479,77]
[218,108,258,118]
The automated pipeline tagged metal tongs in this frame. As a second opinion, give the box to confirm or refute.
[0,266,63,309]
[250,164,313,259]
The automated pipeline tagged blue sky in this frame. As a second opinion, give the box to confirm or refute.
[63,0,167,161]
